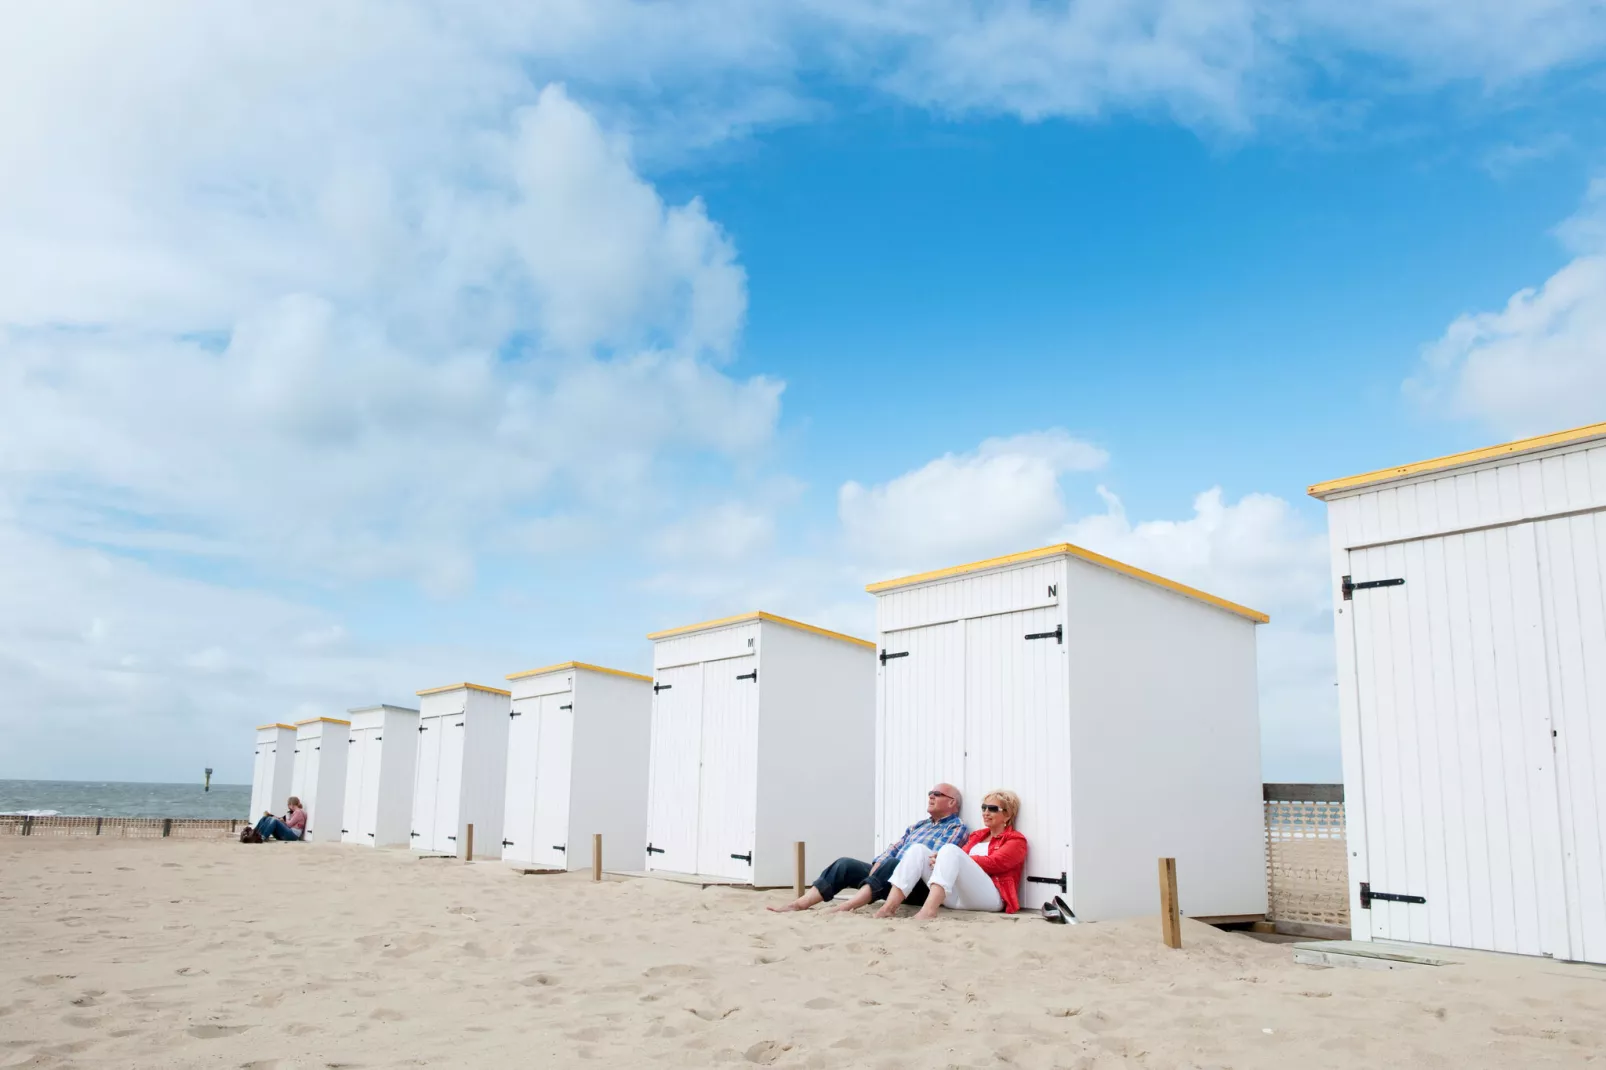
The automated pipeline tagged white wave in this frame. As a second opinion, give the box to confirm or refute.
[2,809,63,816]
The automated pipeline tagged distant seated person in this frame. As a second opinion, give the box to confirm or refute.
[876,789,1027,918]
[768,783,967,913]
[253,797,306,841]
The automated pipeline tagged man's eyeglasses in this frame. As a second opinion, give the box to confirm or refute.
[927,790,954,801]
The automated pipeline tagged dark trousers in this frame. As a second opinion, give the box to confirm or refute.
[813,855,928,905]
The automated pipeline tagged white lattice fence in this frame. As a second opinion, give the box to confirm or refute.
[0,816,243,840]
[1263,784,1349,927]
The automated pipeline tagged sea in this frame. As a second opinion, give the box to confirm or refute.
[0,779,252,819]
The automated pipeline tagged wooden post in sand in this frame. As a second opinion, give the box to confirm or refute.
[592,834,603,882]
[794,841,806,899]
[1158,857,1182,949]
[464,823,474,863]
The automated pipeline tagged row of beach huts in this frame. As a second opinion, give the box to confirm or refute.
[250,423,1606,962]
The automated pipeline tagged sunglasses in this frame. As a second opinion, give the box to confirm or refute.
[980,804,1005,814]
[927,790,954,801]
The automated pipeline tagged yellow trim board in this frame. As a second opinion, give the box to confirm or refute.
[1309,420,1606,499]
[415,682,513,697]
[506,661,653,683]
[255,722,297,731]
[293,717,351,727]
[647,611,875,650]
[866,544,1269,624]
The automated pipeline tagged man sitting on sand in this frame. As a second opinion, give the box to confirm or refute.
[253,797,307,841]
[768,783,967,913]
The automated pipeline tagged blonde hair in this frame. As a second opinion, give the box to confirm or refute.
[287,796,302,809]
[984,790,1020,827]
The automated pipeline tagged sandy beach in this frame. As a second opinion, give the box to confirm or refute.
[2,839,1603,1069]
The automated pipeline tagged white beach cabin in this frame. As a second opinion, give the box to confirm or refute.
[643,612,876,885]
[867,544,1269,921]
[1310,421,1606,965]
[289,717,350,842]
[409,683,511,858]
[340,704,420,848]
[499,662,653,872]
[249,723,297,820]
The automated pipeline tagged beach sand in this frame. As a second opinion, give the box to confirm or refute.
[2,839,1603,1069]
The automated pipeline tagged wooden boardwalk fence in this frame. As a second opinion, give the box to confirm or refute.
[0,815,243,840]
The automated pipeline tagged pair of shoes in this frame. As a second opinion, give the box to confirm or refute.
[1040,896,1078,924]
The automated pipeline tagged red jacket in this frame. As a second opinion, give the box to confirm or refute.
[960,827,1028,914]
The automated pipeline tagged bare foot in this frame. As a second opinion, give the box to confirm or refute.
[766,903,805,913]
[826,902,857,913]
[913,906,941,921]
[872,904,898,919]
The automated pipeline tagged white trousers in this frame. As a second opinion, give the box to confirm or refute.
[887,842,1003,912]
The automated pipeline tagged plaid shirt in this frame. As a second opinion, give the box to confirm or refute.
[872,813,969,869]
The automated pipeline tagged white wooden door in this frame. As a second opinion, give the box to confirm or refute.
[1347,526,1567,955]
[411,714,443,849]
[357,731,383,843]
[963,606,1071,912]
[876,621,965,857]
[530,693,575,870]
[340,728,366,844]
[696,655,760,879]
[1535,509,1606,964]
[433,713,466,852]
[645,663,703,872]
[500,697,541,863]
[250,745,273,818]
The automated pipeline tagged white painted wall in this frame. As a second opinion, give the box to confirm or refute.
[566,669,653,873]
[1064,557,1266,921]
[1323,436,1606,964]
[410,686,510,856]
[342,705,418,847]
[754,624,876,888]
[290,718,350,842]
[459,686,511,859]
[249,724,296,820]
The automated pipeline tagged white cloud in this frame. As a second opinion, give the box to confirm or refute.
[839,431,1109,567]
[1407,179,1606,438]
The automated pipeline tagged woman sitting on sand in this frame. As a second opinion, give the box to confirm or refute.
[875,790,1026,918]
[253,797,307,842]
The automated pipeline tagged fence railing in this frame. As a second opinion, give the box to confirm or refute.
[1263,783,1349,931]
[0,815,243,839]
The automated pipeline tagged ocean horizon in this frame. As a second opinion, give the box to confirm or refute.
[0,779,252,820]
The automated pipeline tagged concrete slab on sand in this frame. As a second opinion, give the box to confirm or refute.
[1296,939,1606,975]
[607,869,788,889]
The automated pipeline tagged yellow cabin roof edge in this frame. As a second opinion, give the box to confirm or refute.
[293,717,351,727]
[506,661,654,683]
[646,611,875,650]
[415,682,513,697]
[866,543,1269,624]
[255,722,297,731]
[1308,420,1606,499]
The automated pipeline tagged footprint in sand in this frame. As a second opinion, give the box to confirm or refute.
[804,997,836,1010]
[24,975,76,987]
[645,964,710,980]
[519,973,557,987]
[187,1023,250,1039]
[744,1040,790,1064]
[753,954,785,965]
[687,1005,739,1022]
[370,1008,406,1021]
[61,1014,102,1028]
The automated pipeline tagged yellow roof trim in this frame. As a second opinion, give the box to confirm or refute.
[415,682,513,697]
[1308,420,1606,499]
[647,611,875,650]
[506,661,654,683]
[255,722,297,731]
[866,543,1269,624]
[293,717,352,727]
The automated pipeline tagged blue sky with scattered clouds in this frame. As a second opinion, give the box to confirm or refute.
[3,1,1604,784]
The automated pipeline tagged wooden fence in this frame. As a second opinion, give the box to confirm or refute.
[0,815,243,840]
[1263,783,1349,932]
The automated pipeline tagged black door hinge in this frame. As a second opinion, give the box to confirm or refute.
[410,831,420,837]
[1025,624,1064,644]
[559,704,572,710]
[736,670,757,682]
[654,683,672,693]
[880,649,909,665]
[1027,872,1068,892]
[454,721,464,726]
[501,839,514,847]
[1342,575,1405,601]
[367,832,375,837]
[418,725,428,732]
[510,710,522,717]
[1359,882,1425,909]
[646,843,665,854]
[553,844,566,852]
[731,851,752,864]
[447,835,457,841]
[340,828,348,834]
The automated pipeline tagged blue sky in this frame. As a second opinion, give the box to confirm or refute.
[2,2,1604,785]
